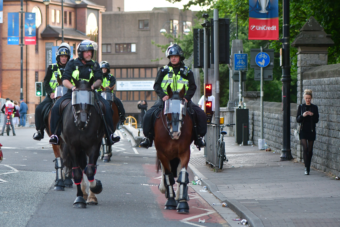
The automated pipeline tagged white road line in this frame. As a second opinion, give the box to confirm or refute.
[0,178,7,183]
[132,148,139,154]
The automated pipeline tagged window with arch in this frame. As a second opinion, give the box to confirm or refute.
[32,6,42,28]
[86,13,98,35]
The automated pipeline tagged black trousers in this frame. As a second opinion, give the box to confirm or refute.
[142,100,207,138]
[114,96,125,117]
[35,95,53,131]
[50,90,115,136]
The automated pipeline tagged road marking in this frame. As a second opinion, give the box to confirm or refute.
[180,208,216,227]
[0,164,20,183]
[133,148,139,154]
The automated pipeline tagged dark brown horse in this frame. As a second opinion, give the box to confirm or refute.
[44,77,73,191]
[155,86,193,214]
[99,86,120,162]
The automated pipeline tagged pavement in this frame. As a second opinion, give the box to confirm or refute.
[125,126,340,227]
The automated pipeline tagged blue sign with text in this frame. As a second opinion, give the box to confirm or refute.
[7,13,19,45]
[234,53,248,71]
[255,52,270,67]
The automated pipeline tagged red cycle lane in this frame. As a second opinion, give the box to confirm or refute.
[143,164,227,226]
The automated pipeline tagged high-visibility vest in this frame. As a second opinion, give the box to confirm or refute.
[71,60,95,85]
[97,74,113,92]
[160,65,189,95]
[49,64,63,92]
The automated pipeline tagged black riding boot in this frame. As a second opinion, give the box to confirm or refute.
[193,125,206,150]
[33,129,44,141]
[140,136,153,149]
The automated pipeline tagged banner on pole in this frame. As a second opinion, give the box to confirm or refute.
[25,13,36,45]
[248,0,279,40]
[0,0,3,23]
[7,13,19,45]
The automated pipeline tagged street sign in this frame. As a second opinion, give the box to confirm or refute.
[254,69,273,81]
[255,52,270,67]
[234,53,248,71]
[232,71,247,82]
[250,49,274,69]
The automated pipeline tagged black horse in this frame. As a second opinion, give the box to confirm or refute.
[61,77,105,208]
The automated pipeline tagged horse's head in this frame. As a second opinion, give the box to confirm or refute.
[165,85,186,140]
[54,76,67,100]
[71,77,95,130]
[100,86,114,102]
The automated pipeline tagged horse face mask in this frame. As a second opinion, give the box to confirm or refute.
[72,90,95,130]
[164,97,186,140]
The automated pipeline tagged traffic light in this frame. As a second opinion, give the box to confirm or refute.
[205,84,212,97]
[206,101,213,114]
[211,18,230,64]
[35,82,42,97]
[193,29,204,68]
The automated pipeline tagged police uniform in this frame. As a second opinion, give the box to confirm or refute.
[49,58,115,138]
[142,62,207,141]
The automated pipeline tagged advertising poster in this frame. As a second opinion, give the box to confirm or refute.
[25,12,36,45]
[7,12,19,45]
[249,0,279,40]
[0,0,3,23]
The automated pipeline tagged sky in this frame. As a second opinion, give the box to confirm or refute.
[124,0,208,12]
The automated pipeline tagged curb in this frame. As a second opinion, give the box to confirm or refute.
[121,125,143,147]
[188,163,264,227]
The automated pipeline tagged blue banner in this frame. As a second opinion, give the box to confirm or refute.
[25,13,36,45]
[0,0,3,23]
[7,13,19,45]
[52,46,74,64]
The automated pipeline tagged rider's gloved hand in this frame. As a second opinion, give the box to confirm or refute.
[162,96,169,102]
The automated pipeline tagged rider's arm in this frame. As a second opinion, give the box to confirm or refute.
[184,71,197,102]
[108,76,116,90]
[154,68,167,99]
[43,65,54,96]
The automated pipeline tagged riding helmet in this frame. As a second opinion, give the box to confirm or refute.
[166,44,185,61]
[100,61,111,73]
[77,40,96,60]
[56,42,71,63]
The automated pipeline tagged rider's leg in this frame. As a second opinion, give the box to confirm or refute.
[98,95,120,144]
[9,115,16,136]
[49,91,72,145]
[190,102,207,149]
[1,115,6,135]
[114,97,126,123]
[33,96,52,140]
[140,100,163,148]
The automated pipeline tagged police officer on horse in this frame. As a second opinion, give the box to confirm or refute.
[140,44,206,149]
[33,43,71,140]
[49,40,120,145]
[97,61,126,124]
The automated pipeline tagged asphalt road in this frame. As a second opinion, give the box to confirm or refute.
[0,127,239,227]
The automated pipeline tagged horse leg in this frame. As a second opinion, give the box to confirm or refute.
[72,166,87,208]
[81,177,88,201]
[53,145,65,191]
[63,167,73,188]
[158,157,177,210]
[103,136,112,163]
[175,152,190,214]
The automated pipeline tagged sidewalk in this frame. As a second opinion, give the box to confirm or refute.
[189,136,340,227]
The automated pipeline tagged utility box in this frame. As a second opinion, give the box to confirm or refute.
[235,108,249,144]
[205,124,219,167]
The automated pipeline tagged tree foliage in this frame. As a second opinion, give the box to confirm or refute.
[165,0,340,104]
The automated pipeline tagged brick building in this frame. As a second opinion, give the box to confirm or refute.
[0,0,105,114]
[101,7,194,120]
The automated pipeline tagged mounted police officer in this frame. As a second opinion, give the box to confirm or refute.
[97,61,126,124]
[140,44,206,149]
[33,43,71,141]
[49,40,120,145]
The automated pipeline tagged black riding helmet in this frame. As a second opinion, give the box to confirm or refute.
[56,43,71,63]
[77,40,95,60]
[100,61,110,74]
[166,44,185,61]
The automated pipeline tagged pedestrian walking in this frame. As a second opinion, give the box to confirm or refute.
[12,101,20,127]
[137,100,147,128]
[296,89,319,175]
[19,99,28,127]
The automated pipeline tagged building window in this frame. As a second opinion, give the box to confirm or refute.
[32,7,42,28]
[169,19,179,34]
[64,11,67,25]
[56,10,60,23]
[102,44,111,53]
[115,43,136,53]
[183,21,192,34]
[139,20,149,29]
[73,44,76,55]
[51,10,55,23]
[69,12,72,25]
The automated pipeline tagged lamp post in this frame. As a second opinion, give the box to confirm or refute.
[160,21,191,38]
[20,0,23,100]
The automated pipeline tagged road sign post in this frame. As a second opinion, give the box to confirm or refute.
[234,52,248,107]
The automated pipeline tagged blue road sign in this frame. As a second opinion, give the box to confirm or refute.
[234,53,248,71]
[255,52,270,67]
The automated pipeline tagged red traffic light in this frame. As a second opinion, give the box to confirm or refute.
[205,84,212,96]
[205,101,213,114]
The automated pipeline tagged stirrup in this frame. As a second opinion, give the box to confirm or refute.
[33,131,44,141]
[140,138,152,148]
[49,135,60,145]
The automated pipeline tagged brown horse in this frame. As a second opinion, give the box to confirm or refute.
[99,86,120,162]
[155,86,193,214]
[44,77,73,191]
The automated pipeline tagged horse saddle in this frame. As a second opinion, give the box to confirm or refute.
[42,102,53,125]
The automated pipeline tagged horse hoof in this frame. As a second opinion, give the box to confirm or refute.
[164,198,177,210]
[164,206,177,210]
[177,209,189,214]
[87,198,98,205]
[103,156,111,162]
[73,196,86,208]
[54,186,65,191]
[90,180,103,194]
[64,178,73,188]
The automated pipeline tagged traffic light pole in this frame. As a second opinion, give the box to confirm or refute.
[202,14,209,113]
[260,46,263,139]
[238,51,242,107]
[214,9,220,128]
